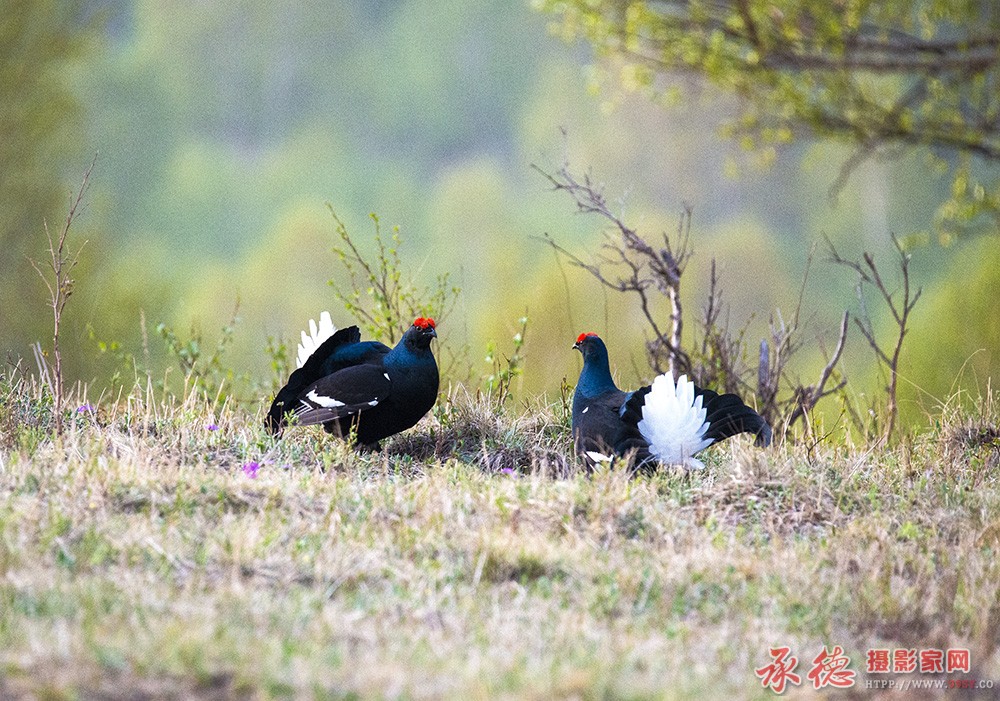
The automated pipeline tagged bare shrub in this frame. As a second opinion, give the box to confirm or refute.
[827,234,922,441]
[536,158,851,440]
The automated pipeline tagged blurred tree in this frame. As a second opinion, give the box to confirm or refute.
[540,0,1000,239]
[0,0,100,349]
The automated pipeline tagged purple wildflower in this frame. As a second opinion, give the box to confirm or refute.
[76,404,94,414]
[207,423,219,431]
[499,467,516,476]
[242,461,261,478]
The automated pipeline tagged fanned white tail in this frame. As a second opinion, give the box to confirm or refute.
[637,374,714,469]
[296,311,336,368]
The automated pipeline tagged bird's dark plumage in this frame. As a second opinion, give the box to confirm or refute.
[266,315,439,449]
[571,332,629,457]
[571,332,771,470]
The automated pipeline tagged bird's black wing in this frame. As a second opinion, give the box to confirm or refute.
[267,326,393,434]
[572,388,628,457]
[290,365,393,427]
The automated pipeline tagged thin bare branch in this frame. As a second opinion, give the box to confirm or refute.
[828,233,922,441]
[28,156,96,434]
[534,159,693,375]
[787,311,850,428]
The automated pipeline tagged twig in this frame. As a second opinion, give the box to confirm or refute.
[786,311,850,429]
[827,234,922,440]
[31,342,53,396]
[28,156,95,434]
[533,159,692,375]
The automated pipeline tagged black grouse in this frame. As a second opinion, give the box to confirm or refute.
[266,313,439,450]
[572,332,771,470]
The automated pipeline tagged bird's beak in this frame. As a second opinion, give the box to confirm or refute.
[572,341,581,351]
[429,327,437,339]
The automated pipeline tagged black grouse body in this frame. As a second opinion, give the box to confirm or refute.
[571,332,770,470]
[267,316,439,450]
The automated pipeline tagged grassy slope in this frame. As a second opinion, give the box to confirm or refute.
[1,379,1000,700]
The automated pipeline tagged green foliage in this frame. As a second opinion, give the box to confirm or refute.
[1,0,993,428]
[0,0,96,253]
[87,321,146,392]
[937,155,1000,240]
[540,0,1000,236]
[0,363,53,452]
[155,302,243,398]
[329,210,459,344]
[263,336,291,395]
[483,314,529,402]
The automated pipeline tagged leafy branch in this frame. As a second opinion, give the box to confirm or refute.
[483,314,529,404]
[542,0,1000,234]
[327,208,458,345]
[156,300,242,397]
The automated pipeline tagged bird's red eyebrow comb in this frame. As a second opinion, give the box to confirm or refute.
[576,332,598,344]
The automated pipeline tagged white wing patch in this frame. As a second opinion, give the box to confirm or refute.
[582,406,589,414]
[585,450,614,464]
[305,389,345,408]
[367,400,379,406]
[637,374,714,470]
[296,311,336,369]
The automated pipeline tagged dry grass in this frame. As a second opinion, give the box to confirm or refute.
[2,373,1000,699]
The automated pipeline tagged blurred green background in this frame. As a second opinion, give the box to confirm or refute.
[2,0,997,426]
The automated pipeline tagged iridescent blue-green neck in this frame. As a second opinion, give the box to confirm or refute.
[576,336,619,398]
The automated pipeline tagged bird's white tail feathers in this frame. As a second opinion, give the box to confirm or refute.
[296,311,336,368]
[636,374,714,469]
